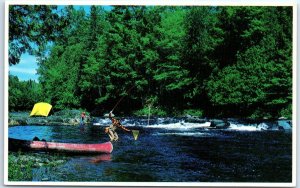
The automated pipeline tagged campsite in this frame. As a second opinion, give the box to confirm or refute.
[7,4,293,184]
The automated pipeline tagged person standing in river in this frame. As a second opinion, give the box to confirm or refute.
[105,111,131,141]
[79,112,86,129]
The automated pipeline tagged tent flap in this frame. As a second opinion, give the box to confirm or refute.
[30,102,52,117]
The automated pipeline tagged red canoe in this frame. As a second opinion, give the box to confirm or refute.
[9,138,113,154]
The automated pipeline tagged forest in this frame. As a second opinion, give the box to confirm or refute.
[9,5,293,119]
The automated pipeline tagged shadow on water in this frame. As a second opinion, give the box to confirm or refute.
[171,130,292,182]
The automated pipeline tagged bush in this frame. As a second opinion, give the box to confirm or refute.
[248,108,271,119]
[8,152,34,181]
[134,106,167,117]
[279,104,292,119]
[183,109,203,117]
[8,152,68,181]
[53,109,85,118]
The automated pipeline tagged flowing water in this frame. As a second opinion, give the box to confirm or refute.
[8,118,292,182]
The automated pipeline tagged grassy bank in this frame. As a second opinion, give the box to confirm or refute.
[8,151,68,181]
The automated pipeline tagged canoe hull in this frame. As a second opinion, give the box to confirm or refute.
[9,138,113,154]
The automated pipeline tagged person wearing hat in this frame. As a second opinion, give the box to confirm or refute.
[105,111,131,141]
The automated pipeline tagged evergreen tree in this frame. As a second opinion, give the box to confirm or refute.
[154,7,190,110]
[10,5,292,118]
[206,7,293,118]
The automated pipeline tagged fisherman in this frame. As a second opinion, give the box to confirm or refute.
[105,111,131,141]
[79,112,86,128]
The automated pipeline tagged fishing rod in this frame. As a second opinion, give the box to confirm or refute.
[109,84,140,141]
[110,85,135,113]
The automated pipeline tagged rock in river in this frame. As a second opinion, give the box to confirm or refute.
[277,120,292,130]
[210,119,230,129]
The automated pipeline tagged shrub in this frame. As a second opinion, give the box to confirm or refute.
[183,109,203,117]
[8,152,33,181]
[134,106,167,117]
[249,108,271,119]
[53,109,86,118]
[279,104,292,119]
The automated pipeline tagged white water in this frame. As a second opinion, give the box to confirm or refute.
[92,118,291,131]
[93,120,211,129]
[153,132,212,137]
[146,122,211,130]
[228,123,259,131]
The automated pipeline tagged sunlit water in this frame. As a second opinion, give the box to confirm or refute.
[8,118,292,182]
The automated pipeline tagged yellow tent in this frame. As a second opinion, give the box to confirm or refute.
[30,102,52,117]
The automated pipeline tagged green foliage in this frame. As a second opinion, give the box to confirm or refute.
[9,6,293,119]
[39,44,84,109]
[279,104,292,119]
[9,75,43,111]
[8,152,34,181]
[8,152,68,181]
[205,7,292,118]
[134,106,167,117]
[207,46,270,106]
[9,5,61,65]
[248,108,272,120]
[182,6,220,100]
[183,109,204,117]
[154,7,190,92]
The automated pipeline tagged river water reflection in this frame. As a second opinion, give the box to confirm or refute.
[8,118,292,182]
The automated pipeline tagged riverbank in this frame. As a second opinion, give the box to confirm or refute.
[8,122,292,182]
[8,151,69,181]
[8,110,292,131]
[8,110,91,127]
[8,110,209,127]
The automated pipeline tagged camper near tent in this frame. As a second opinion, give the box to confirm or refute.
[30,102,52,117]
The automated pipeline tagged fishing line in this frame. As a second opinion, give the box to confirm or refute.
[111,85,135,113]
[110,85,140,141]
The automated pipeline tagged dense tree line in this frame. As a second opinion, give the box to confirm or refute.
[9,75,43,111]
[9,5,293,119]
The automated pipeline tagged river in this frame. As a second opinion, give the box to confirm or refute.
[8,118,292,182]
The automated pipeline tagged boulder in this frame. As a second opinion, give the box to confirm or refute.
[210,119,230,129]
[277,120,292,130]
[8,119,20,126]
[68,118,78,124]
[256,123,269,130]
[15,118,27,125]
[39,119,48,124]
[185,116,207,123]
